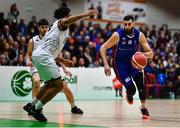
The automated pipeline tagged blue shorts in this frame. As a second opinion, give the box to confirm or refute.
[114,61,140,88]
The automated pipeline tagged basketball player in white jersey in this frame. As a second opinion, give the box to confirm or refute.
[26,18,83,115]
[23,7,98,122]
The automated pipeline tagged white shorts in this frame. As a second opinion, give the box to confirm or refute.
[32,54,61,82]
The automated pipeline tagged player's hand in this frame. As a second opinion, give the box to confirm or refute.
[84,9,98,17]
[135,52,147,58]
[27,59,33,67]
[135,52,142,55]
[63,68,72,77]
[63,59,74,67]
[104,64,111,76]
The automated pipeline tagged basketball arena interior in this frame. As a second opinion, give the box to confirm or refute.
[0,0,180,127]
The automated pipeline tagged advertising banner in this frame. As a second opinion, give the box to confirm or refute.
[0,66,32,101]
[85,0,146,22]
[0,66,139,101]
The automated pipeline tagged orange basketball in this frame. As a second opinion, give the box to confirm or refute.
[131,52,147,70]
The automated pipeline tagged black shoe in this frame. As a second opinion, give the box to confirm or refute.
[126,93,133,105]
[23,103,33,116]
[71,106,83,114]
[31,106,47,122]
[140,107,150,119]
[23,103,33,115]
[28,112,33,116]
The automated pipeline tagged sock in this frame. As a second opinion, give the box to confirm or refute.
[141,102,146,109]
[35,101,44,110]
[30,97,38,106]
[70,103,75,109]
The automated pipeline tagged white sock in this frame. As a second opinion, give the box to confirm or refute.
[35,101,44,110]
[70,103,75,109]
[30,97,38,106]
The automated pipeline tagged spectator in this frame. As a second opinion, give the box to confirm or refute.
[17,53,26,66]
[11,41,19,59]
[19,36,27,54]
[78,57,85,68]
[2,25,11,39]
[71,56,78,67]
[173,64,180,98]
[84,47,93,67]
[27,16,38,38]
[0,53,9,65]
[77,45,84,58]
[18,18,27,36]
[63,51,71,60]
[96,1,103,19]
[88,4,95,19]
[0,12,8,30]
[7,3,19,25]
[91,59,100,68]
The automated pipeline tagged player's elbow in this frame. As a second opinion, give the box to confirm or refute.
[100,45,106,54]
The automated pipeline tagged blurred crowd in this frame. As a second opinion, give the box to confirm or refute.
[0,4,180,98]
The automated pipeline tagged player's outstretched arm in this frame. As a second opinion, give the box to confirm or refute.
[100,32,119,76]
[58,9,98,29]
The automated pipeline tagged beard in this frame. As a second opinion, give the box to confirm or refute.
[42,32,46,36]
[124,28,133,36]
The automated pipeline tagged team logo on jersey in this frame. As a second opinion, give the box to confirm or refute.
[125,77,131,83]
[128,40,132,45]
[11,70,32,97]
[122,38,126,44]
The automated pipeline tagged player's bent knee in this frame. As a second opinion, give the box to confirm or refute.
[126,85,136,96]
[52,79,64,92]
[134,73,143,83]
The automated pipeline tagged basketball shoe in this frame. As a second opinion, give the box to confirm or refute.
[126,93,133,105]
[71,106,83,114]
[23,103,47,122]
[23,103,33,115]
[140,107,150,119]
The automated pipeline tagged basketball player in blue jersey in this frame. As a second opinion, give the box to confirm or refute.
[23,7,98,122]
[100,15,153,119]
[26,19,83,115]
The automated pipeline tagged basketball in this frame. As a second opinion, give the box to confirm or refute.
[131,52,147,70]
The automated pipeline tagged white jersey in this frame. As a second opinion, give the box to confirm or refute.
[30,35,42,75]
[32,35,42,51]
[32,20,69,59]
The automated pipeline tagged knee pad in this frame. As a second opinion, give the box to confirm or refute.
[126,84,136,96]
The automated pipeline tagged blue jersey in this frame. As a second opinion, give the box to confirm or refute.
[114,28,140,63]
[113,28,141,87]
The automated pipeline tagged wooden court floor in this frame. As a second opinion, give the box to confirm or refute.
[0,100,180,127]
